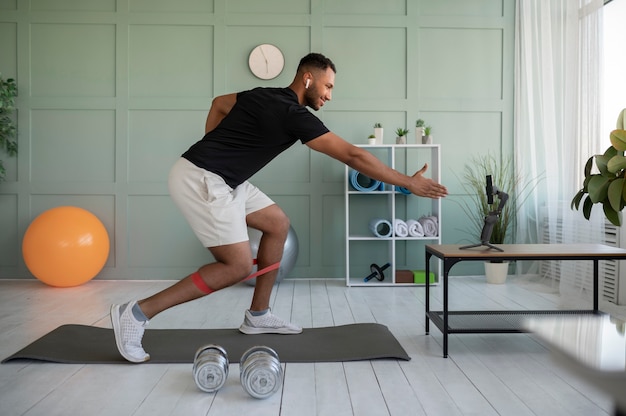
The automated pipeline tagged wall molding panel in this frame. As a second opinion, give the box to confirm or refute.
[0,0,514,280]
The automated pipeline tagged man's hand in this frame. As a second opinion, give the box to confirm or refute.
[408,164,448,199]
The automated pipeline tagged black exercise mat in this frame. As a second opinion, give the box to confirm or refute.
[2,323,410,364]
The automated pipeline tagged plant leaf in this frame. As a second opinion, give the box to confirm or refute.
[608,178,625,212]
[571,189,584,210]
[603,201,622,226]
[584,156,594,177]
[582,195,594,220]
[595,154,611,175]
[610,129,626,151]
[587,175,610,203]
[608,154,626,173]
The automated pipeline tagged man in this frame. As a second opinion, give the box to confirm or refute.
[111,53,447,363]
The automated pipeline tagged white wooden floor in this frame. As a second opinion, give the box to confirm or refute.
[0,275,624,416]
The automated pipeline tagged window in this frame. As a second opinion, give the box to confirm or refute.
[602,0,626,139]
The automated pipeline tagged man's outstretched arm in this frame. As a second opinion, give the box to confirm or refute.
[306,132,448,199]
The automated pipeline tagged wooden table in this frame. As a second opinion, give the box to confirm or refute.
[424,244,626,358]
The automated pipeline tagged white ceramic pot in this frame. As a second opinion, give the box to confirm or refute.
[374,127,383,145]
[484,261,508,284]
[415,127,424,143]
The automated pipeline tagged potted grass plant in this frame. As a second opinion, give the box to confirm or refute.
[423,125,433,144]
[0,74,17,181]
[395,127,408,144]
[458,153,538,283]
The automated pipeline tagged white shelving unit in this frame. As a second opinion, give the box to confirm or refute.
[345,144,441,286]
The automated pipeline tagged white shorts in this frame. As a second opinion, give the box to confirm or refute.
[168,158,274,247]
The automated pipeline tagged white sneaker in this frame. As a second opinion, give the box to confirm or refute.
[110,301,150,363]
[239,309,302,335]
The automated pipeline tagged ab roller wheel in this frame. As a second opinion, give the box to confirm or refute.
[363,262,391,282]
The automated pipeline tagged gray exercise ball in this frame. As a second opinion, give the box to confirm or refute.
[243,225,299,286]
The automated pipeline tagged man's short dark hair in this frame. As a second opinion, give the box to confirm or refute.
[298,53,337,74]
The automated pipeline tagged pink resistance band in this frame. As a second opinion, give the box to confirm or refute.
[191,260,281,294]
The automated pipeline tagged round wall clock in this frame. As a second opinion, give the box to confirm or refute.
[248,44,285,80]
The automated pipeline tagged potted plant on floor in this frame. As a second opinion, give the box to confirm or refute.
[571,128,626,226]
[458,153,539,283]
[0,74,18,181]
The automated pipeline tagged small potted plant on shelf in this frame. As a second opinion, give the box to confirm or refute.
[0,74,18,181]
[415,119,425,144]
[423,126,433,144]
[373,122,383,145]
[571,128,626,226]
[367,134,376,145]
[458,153,539,283]
[395,127,408,144]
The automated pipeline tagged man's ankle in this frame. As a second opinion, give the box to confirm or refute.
[249,308,270,317]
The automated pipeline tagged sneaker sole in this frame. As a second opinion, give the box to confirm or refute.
[239,325,302,335]
[110,304,151,363]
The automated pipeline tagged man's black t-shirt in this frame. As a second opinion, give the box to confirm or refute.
[183,87,329,188]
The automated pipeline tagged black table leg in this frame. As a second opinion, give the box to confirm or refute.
[443,259,449,358]
[425,252,431,334]
[593,259,599,311]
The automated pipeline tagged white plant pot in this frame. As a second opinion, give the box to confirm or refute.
[374,128,383,145]
[415,127,424,143]
[484,261,508,284]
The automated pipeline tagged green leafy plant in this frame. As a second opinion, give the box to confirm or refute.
[374,122,382,128]
[415,119,425,128]
[424,126,432,136]
[0,74,18,181]
[395,127,408,137]
[571,129,626,226]
[368,134,376,139]
[458,153,539,244]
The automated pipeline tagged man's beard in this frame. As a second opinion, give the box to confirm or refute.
[303,89,320,110]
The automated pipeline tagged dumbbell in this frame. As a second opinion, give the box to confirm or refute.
[192,344,229,393]
[240,346,283,399]
[363,262,390,282]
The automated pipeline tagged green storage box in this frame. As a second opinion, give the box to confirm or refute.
[412,270,436,284]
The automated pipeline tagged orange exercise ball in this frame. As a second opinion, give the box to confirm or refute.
[22,206,110,287]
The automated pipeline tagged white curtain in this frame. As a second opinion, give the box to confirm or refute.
[514,0,604,302]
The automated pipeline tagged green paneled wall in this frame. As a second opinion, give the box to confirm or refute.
[0,0,514,280]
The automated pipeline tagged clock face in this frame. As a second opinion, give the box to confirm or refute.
[248,44,285,80]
